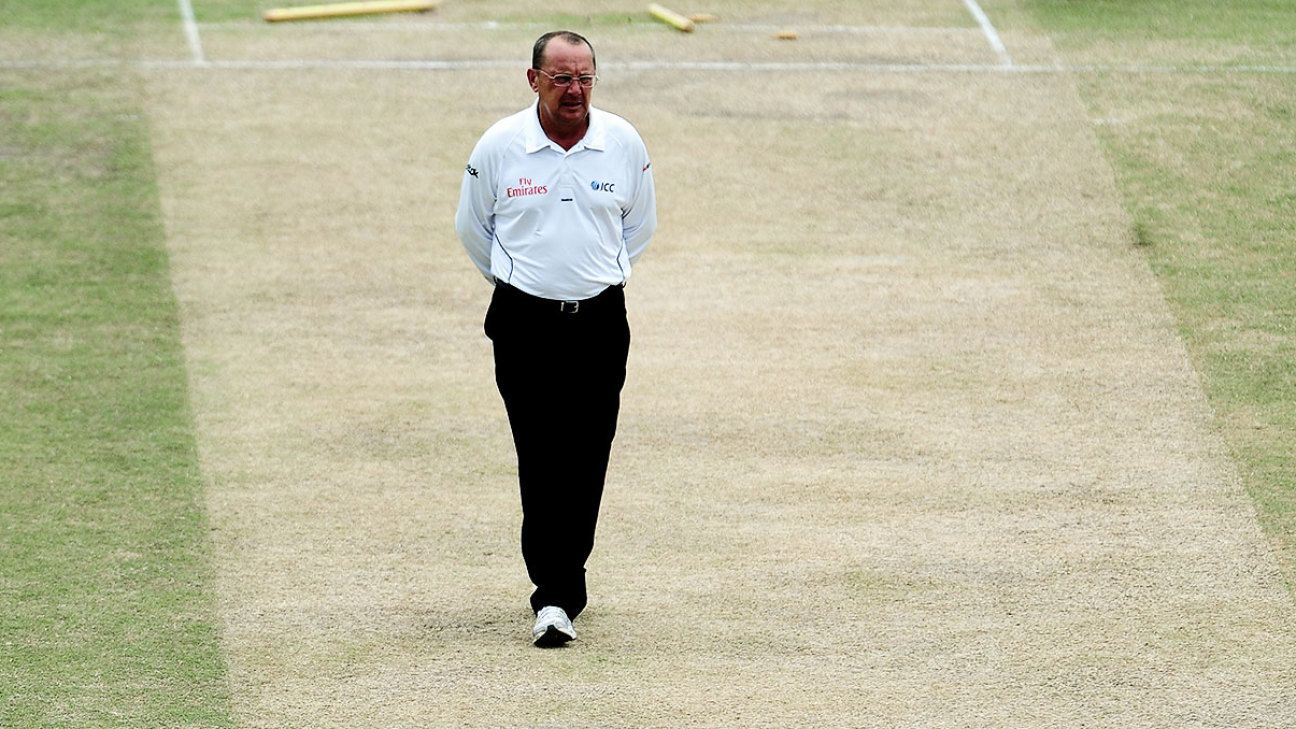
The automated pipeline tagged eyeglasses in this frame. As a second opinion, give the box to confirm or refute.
[535,69,598,89]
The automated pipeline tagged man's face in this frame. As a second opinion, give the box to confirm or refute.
[528,40,595,131]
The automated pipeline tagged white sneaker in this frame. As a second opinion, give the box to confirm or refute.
[532,605,576,647]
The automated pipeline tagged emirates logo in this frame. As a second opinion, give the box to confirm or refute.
[507,176,548,198]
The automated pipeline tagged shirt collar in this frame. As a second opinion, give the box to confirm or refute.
[523,100,606,154]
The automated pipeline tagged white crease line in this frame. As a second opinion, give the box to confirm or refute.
[128,59,1033,73]
[961,0,1012,67]
[177,0,207,66]
[5,58,1296,74]
[197,19,525,31]
[195,19,981,35]
[0,59,118,68]
[149,58,519,70]
[720,24,978,35]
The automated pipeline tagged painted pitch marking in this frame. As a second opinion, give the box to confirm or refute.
[195,19,985,35]
[7,58,1296,75]
[177,0,208,66]
[961,0,1013,67]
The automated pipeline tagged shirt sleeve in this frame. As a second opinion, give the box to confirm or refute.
[454,137,497,283]
[622,138,657,266]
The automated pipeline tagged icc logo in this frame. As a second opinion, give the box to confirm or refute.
[590,180,615,193]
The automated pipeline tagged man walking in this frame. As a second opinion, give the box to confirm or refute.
[454,31,657,647]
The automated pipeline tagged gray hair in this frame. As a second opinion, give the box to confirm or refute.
[531,31,596,70]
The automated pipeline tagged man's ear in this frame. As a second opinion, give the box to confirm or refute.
[526,68,539,93]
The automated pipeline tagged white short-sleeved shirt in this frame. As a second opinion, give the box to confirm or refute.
[455,101,657,301]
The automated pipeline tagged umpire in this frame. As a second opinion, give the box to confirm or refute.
[454,30,657,647]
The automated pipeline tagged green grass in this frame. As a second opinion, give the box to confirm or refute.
[0,0,180,32]
[0,71,234,727]
[1023,1,1296,589]
[1027,0,1296,46]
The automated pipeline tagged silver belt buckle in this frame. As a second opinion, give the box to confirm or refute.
[559,300,580,314]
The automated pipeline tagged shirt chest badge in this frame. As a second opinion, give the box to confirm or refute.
[590,180,616,194]
[506,177,549,198]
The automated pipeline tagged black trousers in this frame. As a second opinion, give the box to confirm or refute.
[484,282,630,619]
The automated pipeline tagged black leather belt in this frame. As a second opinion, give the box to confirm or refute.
[494,280,622,315]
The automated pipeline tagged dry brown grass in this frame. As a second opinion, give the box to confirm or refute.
[145,14,1296,728]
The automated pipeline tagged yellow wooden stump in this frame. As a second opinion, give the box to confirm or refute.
[647,3,695,33]
[263,0,439,23]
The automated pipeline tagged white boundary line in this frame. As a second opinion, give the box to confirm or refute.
[5,58,1296,74]
[176,0,207,66]
[961,0,1013,67]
